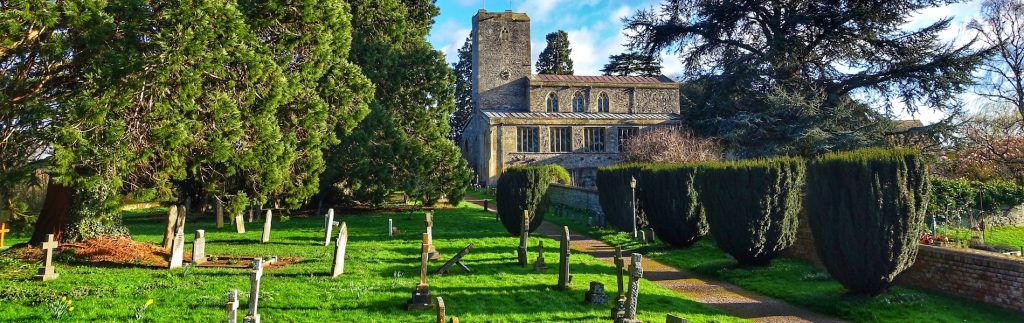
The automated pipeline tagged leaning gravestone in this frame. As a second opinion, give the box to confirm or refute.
[243,258,264,323]
[162,205,179,249]
[261,210,272,243]
[517,211,529,266]
[533,240,547,273]
[407,233,434,310]
[168,229,185,269]
[331,222,348,278]
[227,289,239,323]
[435,244,474,275]
[615,253,644,323]
[324,208,335,246]
[35,234,59,281]
[175,205,187,233]
[192,230,206,265]
[585,281,609,305]
[557,226,572,290]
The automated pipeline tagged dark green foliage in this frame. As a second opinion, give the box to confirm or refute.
[448,36,474,142]
[929,178,1024,213]
[601,52,663,77]
[637,164,707,247]
[806,148,929,296]
[596,164,646,232]
[496,165,569,235]
[536,30,574,75]
[697,158,805,266]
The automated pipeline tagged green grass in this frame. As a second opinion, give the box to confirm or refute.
[546,208,1024,323]
[0,203,742,322]
[984,226,1024,250]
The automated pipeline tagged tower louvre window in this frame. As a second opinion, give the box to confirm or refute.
[546,93,559,112]
[572,92,586,112]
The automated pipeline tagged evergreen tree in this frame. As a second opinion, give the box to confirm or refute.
[625,0,988,157]
[601,52,663,77]
[536,30,574,75]
[449,37,475,142]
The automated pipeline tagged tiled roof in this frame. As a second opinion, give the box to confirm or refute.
[530,74,674,84]
[482,111,681,120]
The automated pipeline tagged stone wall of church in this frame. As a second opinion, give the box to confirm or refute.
[528,85,678,114]
[473,11,531,110]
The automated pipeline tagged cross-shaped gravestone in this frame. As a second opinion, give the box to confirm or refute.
[585,281,609,305]
[557,226,571,290]
[612,246,626,319]
[168,229,185,269]
[517,210,529,266]
[425,211,439,260]
[436,296,446,323]
[331,222,348,278]
[216,198,225,229]
[243,258,264,323]
[261,210,272,243]
[324,208,335,246]
[533,240,547,273]
[406,233,434,310]
[434,244,474,275]
[162,205,179,249]
[192,230,206,265]
[226,289,239,323]
[34,234,59,281]
[0,222,10,248]
[615,253,644,323]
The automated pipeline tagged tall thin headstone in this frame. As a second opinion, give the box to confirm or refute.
[175,205,187,234]
[425,211,439,260]
[235,209,246,234]
[517,211,529,266]
[436,297,446,323]
[612,246,626,319]
[388,218,394,238]
[261,210,272,243]
[615,254,644,323]
[323,208,335,246]
[226,289,239,323]
[162,205,179,249]
[247,207,254,223]
[216,199,225,229]
[557,226,571,290]
[34,234,59,281]
[407,233,433,310]
[331,222,349,277]
[168,229,185,269]
[243,258,264,323]
[192,230,206,265]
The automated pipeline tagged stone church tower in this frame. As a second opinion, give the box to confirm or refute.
[461,10,681,187]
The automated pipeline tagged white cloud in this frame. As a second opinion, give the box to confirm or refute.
[430,19,472,64]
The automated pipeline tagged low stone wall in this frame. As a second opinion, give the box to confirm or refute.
[547,184,603,217]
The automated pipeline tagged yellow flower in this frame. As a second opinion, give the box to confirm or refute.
[61,296,67,301]
[146,299,154,306]
[69,307,74,312]
[67,300,72,305]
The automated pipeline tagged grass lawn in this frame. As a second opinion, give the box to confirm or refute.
[984,226,1024,250]
[544,209,1024,323]
[0,203,742,322]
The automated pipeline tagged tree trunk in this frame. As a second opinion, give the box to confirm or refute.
[30,182,73,244]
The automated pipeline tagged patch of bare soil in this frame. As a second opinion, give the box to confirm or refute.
[61,237,168,268]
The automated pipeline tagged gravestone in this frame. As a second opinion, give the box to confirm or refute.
[227,289,239,323]
[34,234,59,281]
[247,208,254,223]
[557,226,572,290]
[425,211,439,260]
[175,205,187,234]
[585,281,609,305]
[517,211,529,266]
[533,240,547,273]
[192,230,206,265]
[235,210,246,233]
[168,229,185,269]
[436,297,446,323]
[666,314,686,323]
[216,199,225,229]
[435,244,474,275]
[324,208,335,246]
[483,199,489,212]
[407,233,434,310]
[638,230,646,244]
[615,253,644,323]
[451,317,459,323]
[645,228,656,243]
[331,222,349,277]
[261,210,272,243]
[612,247,626,319]
[162,205,179,249]
[243,258,264,323]
[388,218,394,238]
[0,222,9,248]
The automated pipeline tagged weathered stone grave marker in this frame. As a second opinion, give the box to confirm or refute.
[226,289,239,323]
[388,218,394,238]
[615,253,644,323]
[557,226,572,290]
[612,246,626,319]
[638,230,646,244]
[435,243,474,275]
[175,205,187,233]
[247,208,254,223]
[533,240,548,273]
[243,258,264,323]
[324,208,335,246]
[645,228,656,243]
[169,228,185,269]
[425,211,439,260]
[162,205,179,249]
[235,209,246,233]
[407,233,434,310]
[261,210,272,243]
[666,314,686,323]
[585,281,609,305]
[331,222,349,277]
[192,230,206,265]
[216,199,225,229]
[0,222,10,248]
[518,210,529,266]
[34,234,59,281]
[436,296,446,323]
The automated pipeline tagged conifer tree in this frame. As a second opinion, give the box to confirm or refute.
[601,52,663,77]
[536,30,574,75]
[449,37,475,142]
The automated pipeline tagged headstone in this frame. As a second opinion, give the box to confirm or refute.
[175,205,187,234]
[247,208,254,223]
[407,233,434,310]
[638,230,646,244]
[533,240,548,273]
[666,314,687,323]
[517,210,529,266]
[615,254,644,323]
[483,200,489,212]
[331,222,348,277]
[261,210,272,243]
[235,210,246,234]
[451,317,459,323]
[436,297,446,323]
[585,281,609,305]
[34,234,59,281]
[388,218,394,238]
[425,211,439,260]
[192,230,206,265]
[0,222,9,248]
[226,289,239,323]
[435,244,474,275]
[557,226,572,290]
[216,199,225,229]
[324,208,335,246]
[612,246,626,319]
[162,205,179,249]
[243,258,264,323]
[645,228,656,243]
[168,229,185,269]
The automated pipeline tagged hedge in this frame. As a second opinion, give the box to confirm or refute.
[637,164,707,247]
[929,178,1024,214]
[495,165,570,235]
[806,148,928,296]
[696,157,804,266]
[596,164,646,232]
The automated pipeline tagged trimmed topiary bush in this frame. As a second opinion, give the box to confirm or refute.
[637,164,707,247]
[697,157,805,266]
[496,165,569,235]
[596,164,648,232]
[806,148,929,296]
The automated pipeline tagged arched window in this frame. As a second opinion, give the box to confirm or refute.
[546,93,559,112]
[597,93,610,113]
[572,92,586,112]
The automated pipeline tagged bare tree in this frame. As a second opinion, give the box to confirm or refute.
[970,0,1024,121]
[621,126,722,163]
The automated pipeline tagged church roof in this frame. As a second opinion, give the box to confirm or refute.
[530,74,675,84]
[482,111,681,120]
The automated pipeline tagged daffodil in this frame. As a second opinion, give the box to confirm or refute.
[146,299,154,306]
[61,296,67,301]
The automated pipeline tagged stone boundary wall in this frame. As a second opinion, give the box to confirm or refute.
[547,184,602,217]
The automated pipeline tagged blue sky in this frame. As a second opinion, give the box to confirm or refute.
[427,0,987,123]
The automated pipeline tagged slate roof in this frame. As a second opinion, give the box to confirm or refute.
[530,74,675,84]
[482,111,681,120]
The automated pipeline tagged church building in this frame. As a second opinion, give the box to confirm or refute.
[460,10,681,186]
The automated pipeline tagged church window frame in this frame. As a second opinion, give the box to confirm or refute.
[597,93,610,113]
[583,127,606,153]
[546,92,559,112]
[550,127,572,153]
[516,127,540,153]
[572,91,587,113]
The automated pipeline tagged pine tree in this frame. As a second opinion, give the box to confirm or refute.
[536,30,574,75]
[449,37,475,142]
[601,52,663,77]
